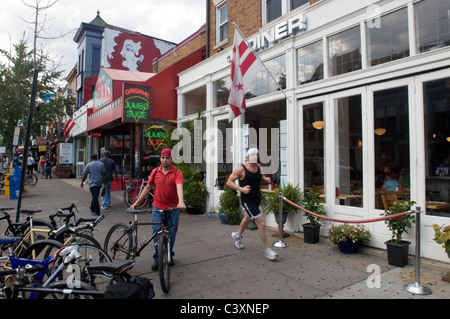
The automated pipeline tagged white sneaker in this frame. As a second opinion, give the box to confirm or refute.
[265,248,278,261]
[231,232,243,249]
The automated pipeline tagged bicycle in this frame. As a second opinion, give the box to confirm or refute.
[0,240,104,299]
[25,171,38,187]
[103,207,177,293]
[0,236,150,299]
[47,203,104,249]
[124,179,154,208]
[0,208,56,261]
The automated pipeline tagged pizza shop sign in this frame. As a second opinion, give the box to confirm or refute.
[123,83,151,123]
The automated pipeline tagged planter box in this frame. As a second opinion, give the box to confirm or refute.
[385,240,410,267]
[273,211,288,225]
[302,223,320,244]
[338,239,359,254]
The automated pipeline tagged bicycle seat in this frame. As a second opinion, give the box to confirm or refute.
[0,235,22,245]
[126,208,151,214]
[0,206,14,211]
[87,260,136,275]
[19,208,42,216]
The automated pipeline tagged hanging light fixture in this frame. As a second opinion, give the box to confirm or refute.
[312,120,324,130]
[374,128,386,136]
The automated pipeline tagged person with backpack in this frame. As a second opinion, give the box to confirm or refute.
[130,148,185,270]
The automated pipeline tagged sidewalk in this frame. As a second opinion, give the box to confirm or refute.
[1,177,449,300]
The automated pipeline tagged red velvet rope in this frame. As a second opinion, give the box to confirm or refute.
[283,197,409,224]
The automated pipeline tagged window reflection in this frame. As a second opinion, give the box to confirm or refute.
[328,26,361,76]
[424,77,450,217]
[297,40,323,85]
[374,87,410,210]
[335,95,363,207]
[367,8,409,66]
[303,102,324,190]
[415,0,450,53]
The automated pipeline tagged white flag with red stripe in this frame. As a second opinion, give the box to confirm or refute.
[64,118,75,141]
[228,28,264,121]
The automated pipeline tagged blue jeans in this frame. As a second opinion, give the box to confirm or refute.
[101,180,112,208]
[152,206,180,262]
[89,186,101,215]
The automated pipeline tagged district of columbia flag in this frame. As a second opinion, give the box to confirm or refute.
[64,118,75,141]
[228,27,264,122]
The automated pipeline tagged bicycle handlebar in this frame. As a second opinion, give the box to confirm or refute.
[0,263,44,277]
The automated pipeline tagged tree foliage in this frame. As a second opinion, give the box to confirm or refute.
[0,37,65,158]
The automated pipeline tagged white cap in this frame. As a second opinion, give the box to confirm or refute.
[246,148,259,157]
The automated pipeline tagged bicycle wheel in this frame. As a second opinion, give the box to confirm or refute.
[25,173,38,187]
[19,238,64,260]
[125,187,147,208]
[77,244,111,264]
[56,231,102,249]
[33,280,102,299]
[157,232,170,293]
[103,223,133,260]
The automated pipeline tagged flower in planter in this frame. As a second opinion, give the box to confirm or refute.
[328,224,371,244]
[432,224,450,253]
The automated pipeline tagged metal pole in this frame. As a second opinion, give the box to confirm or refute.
[404,207,432,295]
[273,192,288,248]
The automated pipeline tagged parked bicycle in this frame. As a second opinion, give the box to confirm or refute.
[0,237,151,299]
[0,208,56,260]
[124,179,154,208]
[47,203,104,249]
[103,207,176,293]
[25,171,38,187]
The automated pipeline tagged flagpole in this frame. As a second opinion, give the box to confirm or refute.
[233,23,292,104]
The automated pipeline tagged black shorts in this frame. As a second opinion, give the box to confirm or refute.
[241,200,262,220]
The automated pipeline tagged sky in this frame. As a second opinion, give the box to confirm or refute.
[0,0,206,81]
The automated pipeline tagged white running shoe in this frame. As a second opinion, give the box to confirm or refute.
[231,232,243,249]
[265,248,278,261]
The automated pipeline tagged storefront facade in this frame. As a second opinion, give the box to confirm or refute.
[178,0,450,262]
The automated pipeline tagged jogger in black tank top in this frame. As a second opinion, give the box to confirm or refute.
[226,148,278,261]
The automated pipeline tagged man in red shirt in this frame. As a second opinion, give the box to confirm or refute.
[131,148,185,270]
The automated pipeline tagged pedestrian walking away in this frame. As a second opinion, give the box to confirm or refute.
[81,153,106,216]
[226,148,278,261]
[99,149,118,210]
[44,156,52,179]
[130,148,185,270]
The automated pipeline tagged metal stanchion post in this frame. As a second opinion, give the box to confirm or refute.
[404,206,432,295]
[273,192,288,248]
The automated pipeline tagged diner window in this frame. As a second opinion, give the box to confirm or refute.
[415,0,450,53]
[248,55,286,98]
[217,2,228,44]
[214,77,231,107]
[266,0,283,23]
[367,8,409,67]
[335,95,363,208]
[297,40,323,85]
[184,86,206,116]
[328,26,362,76]
[374,87,410,210]
[264,0,309,24]
[424,77,450,217]
[303,102,325,194]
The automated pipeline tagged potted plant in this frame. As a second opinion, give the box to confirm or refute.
[217,185,241,225]
[328,224,371,253]
[301,190,326,244]
[380,199,416,267]
[432,224,450,282]
[262,183,302,225]
[179,163,208,214]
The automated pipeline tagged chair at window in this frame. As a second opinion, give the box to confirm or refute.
[312,184,324,195]
[381,193,398,210]
[381,188,406,200]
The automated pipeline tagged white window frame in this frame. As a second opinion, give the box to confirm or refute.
[216,1,228,46]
